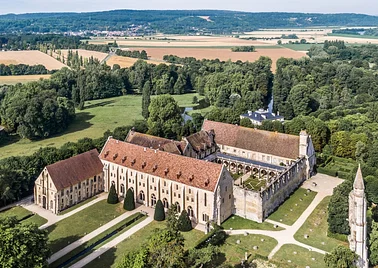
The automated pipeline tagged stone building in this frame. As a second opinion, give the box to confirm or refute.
[349,165,369,268]
[99,138,233,225]
[202,120,316,222]
[34,149,104,214]
[240,109,284,126]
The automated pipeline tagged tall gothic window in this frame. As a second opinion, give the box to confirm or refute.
[187,206,194,217]
[139,191,145,201]
[163,198,169,208]
[151,194,157,206]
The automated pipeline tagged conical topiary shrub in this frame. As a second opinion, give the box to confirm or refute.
[123,188,135,211]
[107,184,118,204]
[154,199,165,221]
[178,210,192,231]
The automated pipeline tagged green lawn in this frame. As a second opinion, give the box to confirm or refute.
[281,43,322,51]
[0,93,201,159]
[272,244,326,268]
[218,234,277,266]
[0,206,48,227]
[268,188,317,225]
[188,105,214,116]
[222,215,284,231]
[294,196,348,252]
[83,220,205,268]
[47,200,125,254]
[58,196,98,215]
[50,213,147,268]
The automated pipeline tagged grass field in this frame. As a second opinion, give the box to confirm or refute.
[219,234,277,266]
[222,215,284,231]
[0,206,47,227]
[83,220,205,268]
[0,74,51,85]
[106,55,168,68]
[281,43,322,51]
[272,244,326,268]
[294,196,348,252]
[0,51,66,70]
[47,200,125,254]
[268,188,317,225]
[50,213,147,268]
[58,196,98,215]
[0,93,201,159]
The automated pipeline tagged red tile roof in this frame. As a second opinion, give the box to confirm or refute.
[185,130,215,152]
[202,120,300,159]
[100,138,223,192]
[46,149,103,191]
[126,131,182,155]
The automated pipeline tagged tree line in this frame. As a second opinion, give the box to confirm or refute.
[115,49,148,59]
[0,63,52,76]
[230,46,255,52]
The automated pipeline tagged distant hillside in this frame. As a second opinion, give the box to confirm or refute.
[1,10,378,34]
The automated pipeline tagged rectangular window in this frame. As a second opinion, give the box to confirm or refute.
[150,185,152,190]
[164,181,166,187]
[186,196,189,201]
[229,194,232,199]
[143,183,145,187]
[189,189,191,194]
[174,192,176,197]
[94,176,97,182]
[176,185,178,190]
[191,198,194,202]
[178,194,181,198]
[222,198,224,203]
[139,182,141,186]
[154,187,157,191]
[129,179,131,183]
[204,193,207,207]
[61,190,64,196]
[70,186,73,192]
[225,186,228,192]
[152,177,154,183]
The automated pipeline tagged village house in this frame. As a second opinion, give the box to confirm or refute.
[33,149,104,214]
[240,109,284,126]
[99,138,234,225]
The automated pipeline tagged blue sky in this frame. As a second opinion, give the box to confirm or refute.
[0,0,377,15]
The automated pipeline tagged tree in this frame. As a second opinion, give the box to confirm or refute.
[328,180,352,235]
[0,217,51,268]
[324,246,357,268]
[192,96,198,104]
[240,117,253,128]
[154,199,165,221]
[123,188,135,211]
[370,221,378,266]
[178,210,192,232]
[287,83,312,116]
[166,203,179,232]
[142,81,151,119]
[187,244,220,268]
[372,205,378,222]
[107,184,118,204]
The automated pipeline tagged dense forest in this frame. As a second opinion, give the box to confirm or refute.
[1,10,378,34]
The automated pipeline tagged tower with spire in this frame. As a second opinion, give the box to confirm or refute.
[348,165,369,268]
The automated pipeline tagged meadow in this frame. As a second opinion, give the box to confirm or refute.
[0,51,66,70]
[0,74,51,85]
[0,93,202,159]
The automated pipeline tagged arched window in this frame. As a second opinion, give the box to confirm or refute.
[187,206,194,217]
[50,200,53,210]
[175,202,181,213]
[151,194,156,206]
[120,184,125,196]
[139,191,145,201]
[130,187,134,192]
[163,198,169,209]
[111,181,115,186]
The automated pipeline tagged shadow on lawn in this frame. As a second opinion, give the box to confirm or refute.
[84,247,117,268]
[84,100,116,109]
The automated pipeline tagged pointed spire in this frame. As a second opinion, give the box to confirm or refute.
[353,164,365,190]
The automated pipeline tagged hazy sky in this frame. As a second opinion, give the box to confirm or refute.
[1,0,377,15]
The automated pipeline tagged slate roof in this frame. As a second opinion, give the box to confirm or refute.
[241,109,284,122]
[185,130,215,152]
[100,138,223,192]
[125,131,182,155]
[202,120,299,160]
[46,149,103,191]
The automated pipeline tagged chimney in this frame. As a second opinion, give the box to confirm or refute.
[248,110,252,116]
[277,111,280,116]
[144,147,146,152]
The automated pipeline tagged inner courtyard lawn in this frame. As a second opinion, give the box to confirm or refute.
[272,244,326,268]
[294,196,348,252]
[0,206,48,227]
[268,188,317,225]
[47,200,125,254]
[83,220,205,268]
[219,234,277,266]
[222,215,284,231]
[0,93,203,159]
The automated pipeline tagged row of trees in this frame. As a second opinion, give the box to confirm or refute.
[0,63,51,76]
[230,46,255,52]
[115,49,148,59]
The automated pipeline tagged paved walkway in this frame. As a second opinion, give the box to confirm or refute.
[21,193,107,229]
[68,217,154,268]
[227,173,343,259]
[0,195,33,212]
[48,205,153,264]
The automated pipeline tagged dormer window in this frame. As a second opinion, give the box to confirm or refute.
[104,151,109,157]
[177,171,182,178]
[164,168,169,175]
[153,164,158,172]
[205,178,210,186]
[142,161,147,168]
[113,153,118,160]
[131,159,136,165]
[122,156,127,163]
[189,175,194,181]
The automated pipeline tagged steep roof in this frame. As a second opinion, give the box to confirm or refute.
[46,149,103,191]
[202,120,300,159]
[353,164,365,190]
[125,131,182,155]
[100,138,223,192]
[185,130,215,152]
[241,110,284,122]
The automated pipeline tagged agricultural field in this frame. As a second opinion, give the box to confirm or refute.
[106,55,167,68]
[0,74,51,85]
[0,93,202,159]
[60,49,108,62]
[0,51,66,70]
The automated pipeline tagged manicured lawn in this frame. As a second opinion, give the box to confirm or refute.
[0,93,201,159]
[50,213,147,268]
[84,220,205,268]
[58,196,98,215]
[47,200,125,254]
[268,188,317,225]
[222,215,284,231]
[294,196,348,252]
[218,234,277,266]
[0,206,48,227]
[272,244,326,268]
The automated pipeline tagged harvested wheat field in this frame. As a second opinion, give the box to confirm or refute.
[106,55,168,68]
[60,49,109,62]
[140,47,307,71]
[0,51,66,70]
[0,74,51,85]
